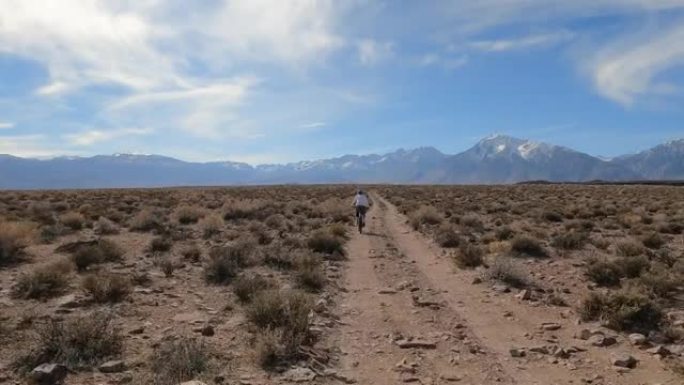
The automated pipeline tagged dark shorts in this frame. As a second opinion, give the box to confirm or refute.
[355,206,368,217]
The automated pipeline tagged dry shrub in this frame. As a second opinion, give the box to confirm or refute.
[71,239,123,271]
[199,214,224,238]
[295,253,326,292]
[94,216,119,235]
[130,208,165,232]
[551,231,588,251]
[233,274,274,303]
[621,256,650,278]
[60,212,86,230]
[485,257,529,288]
[14,311,122,371]
[0,221,35,266]
[510,235,547,258]
[149,236,173,252]
[460,214,484,231]
[181,244,202,262]
[82,273,131,303]
[633,267,679,299]
[585,259,622,287]
[542,210,564,222]
[453,243,483,268]
[203,246,247,285]
[247,290,312,359]
[307,230,345,256]
[150,337,212,385]
[261,244,296,270]
[175,205,206,224]
[254,328,281,369]
[579,290,662,333]
[435,225,462,248]
[409,206,442,230]
[657,222,683,235]
[265,214,286,229]
[615,240,645,257]
[590,236,611,250]
[12,259,72,299]
[641,232,665,249]
[495,226,515,241]
[328,223,348,239]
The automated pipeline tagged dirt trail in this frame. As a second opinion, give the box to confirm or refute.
[329,194,680,385]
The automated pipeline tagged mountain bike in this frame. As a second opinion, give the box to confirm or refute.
[356,206,368,234]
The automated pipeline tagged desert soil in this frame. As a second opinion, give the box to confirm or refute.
[326,194,680,385]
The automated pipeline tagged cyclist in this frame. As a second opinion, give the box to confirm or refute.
[352,189,371,230]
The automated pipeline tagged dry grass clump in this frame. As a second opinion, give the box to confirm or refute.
[453,243,483,268]
[149,236,173,253]
[641,232,665,249]
[542,210,564,222]
[294,253,326,292]
[409,206,442,230]
[129,208,165,232]
[175,205,206,224]
[246,290,313,366]
[621,256,651,278]
[0,221,35,266]
[82,273,131,303]
[307,230,345,256]
[484,257,529,288]
[149,337,212,385]
[12,259,72,299]
[14,311,122,371]
[585,259,623,287]
[199,213,224,239]
[28,202,57,224]
[510,235,547,258]
[579,290,662,333]
[632,267,680,299]
[181,244,202,262]
[70,239,123,271]
[435,225,462,248]
[60,212,86,230]
[233,274,275,303]
[203,243,254,285]
[615,240,645,257]
[495,226,515,241]
[94,216,119,235]
[254,328,282,369]
[460,214,484,231]
[551,231,588,251]
[657,222,683,234]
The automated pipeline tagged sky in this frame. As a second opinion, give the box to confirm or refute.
[1,0,684,164]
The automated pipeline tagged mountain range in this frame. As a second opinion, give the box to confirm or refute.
[1,135,683,189]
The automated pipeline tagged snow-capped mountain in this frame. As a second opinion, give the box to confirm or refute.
[614,139,684,180]
[0,136,681,189]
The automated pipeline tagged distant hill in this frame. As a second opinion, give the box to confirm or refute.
[0,136,682,189]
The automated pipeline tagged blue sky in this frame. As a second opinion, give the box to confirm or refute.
[1,0,683,164]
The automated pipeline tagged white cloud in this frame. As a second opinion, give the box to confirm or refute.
[590,24,684,105]
[470,31,574,52]
[357,39,393,66]
[418,53,469,70]
[64,127,154,146]
[0,135,65,157]
[0,122,14,129]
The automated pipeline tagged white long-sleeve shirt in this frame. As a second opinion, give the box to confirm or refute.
[353,193,370,207]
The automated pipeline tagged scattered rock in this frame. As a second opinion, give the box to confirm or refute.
[647,345,671,356]
[129,326,145,335]
[30,363,67,385]
[492,284,510,293]
[179,381,208,385]
[55,294,83,309]
[99,360,126,373]
[471,277,482,285]
[282,367,316,382]
[611,354,638,369]
[200,325,215,337]
[628,333,647,346]
[509,348,526,357]
[378,289,397,295]
[588,335,616,347]
[541,322,562,331]
[396,339,437,349]
[575,329,592,340]
[515,289,531,300]
[529,346,549,354]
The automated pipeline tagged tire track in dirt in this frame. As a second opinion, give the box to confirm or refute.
[374,194,681,385]
[330,200,513,384]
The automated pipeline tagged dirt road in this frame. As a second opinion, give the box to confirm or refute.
[327,194,680,385]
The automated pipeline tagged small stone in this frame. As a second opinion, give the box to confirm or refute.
[529,346,549,354]
[99,360,126,373]
[30,363,67,385]
[492,284,510,293]
[541,322,562,331]
[179,381,208,385]
[611,354,638,369]
[509,348,526,357]
[515,289,531,300]
[282,367,316,382]
[575,329,592,340]
[628,333,646,346]
[396,339,437,349]
[471,277,483,285]
[589,335,616,347]
[378,289,397,294]
[647,345,670,356]
[129,326,145,335]
[201,325,215,337]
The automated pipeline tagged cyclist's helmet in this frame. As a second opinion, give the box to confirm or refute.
[357,189,363,194]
